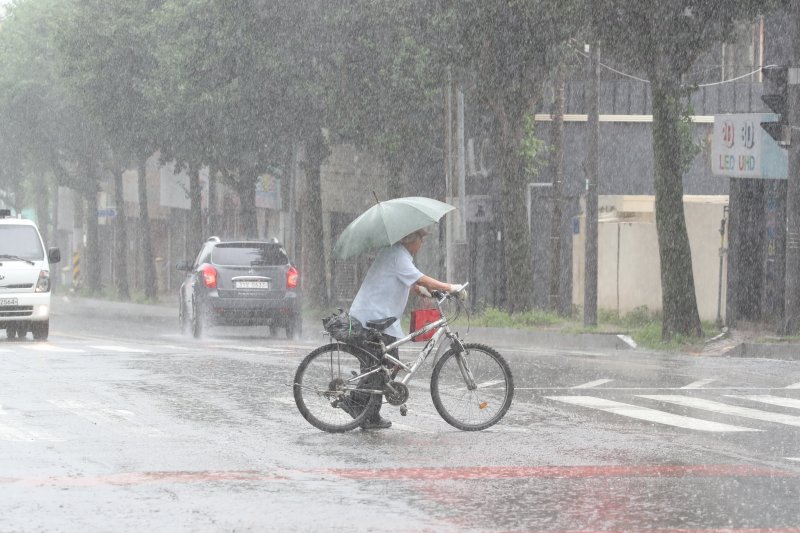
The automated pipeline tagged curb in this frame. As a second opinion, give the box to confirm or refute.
[723,343,800,360]
[463,327,635,350]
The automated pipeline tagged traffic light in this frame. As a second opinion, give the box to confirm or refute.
[761,65,789,147]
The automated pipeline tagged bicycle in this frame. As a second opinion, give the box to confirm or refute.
[293,283,514,432]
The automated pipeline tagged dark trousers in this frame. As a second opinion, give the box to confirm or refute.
[361,334,397,421]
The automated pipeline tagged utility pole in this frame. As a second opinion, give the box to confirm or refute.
[783,4,800,334]
[549,67,565,314]
[584,44,600,326]
[444,68,454,281]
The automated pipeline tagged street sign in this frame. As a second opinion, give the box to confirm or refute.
[465,195,493,222]
[97,207,117,218]
[711,113,787,179]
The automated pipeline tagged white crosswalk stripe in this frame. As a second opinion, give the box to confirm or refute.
[640,395,800,428]
[681,379,716,389]
[24,344,85,353]
[0,405,62,442]
[726,395,800,410]
[571,379,613,389]
[89,345,151,353]
[546,396,758,432]
[48,399,162,437]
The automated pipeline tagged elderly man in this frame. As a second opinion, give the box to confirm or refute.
[349,228,463,429]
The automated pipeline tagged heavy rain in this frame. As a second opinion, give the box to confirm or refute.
[1,0,800,531]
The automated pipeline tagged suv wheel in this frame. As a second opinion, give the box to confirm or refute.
[286,314,302,339]
[192,300,205,338]
[179,300,190,335]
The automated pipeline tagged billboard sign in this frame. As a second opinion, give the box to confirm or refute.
[712,113,787,179]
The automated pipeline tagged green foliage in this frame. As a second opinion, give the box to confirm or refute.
[465,307,562,329]
[520,114,551,179]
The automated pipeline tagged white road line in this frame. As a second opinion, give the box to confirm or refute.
[272,397,296,406]
[571,379,614,389]
[215,345,291,353]
[24,344,85,353]
[681,379,717,389]
[48,400,162,437]
[547,396,758,432]
[89,345,151,353]
[727,395,800,411]
[786,382,800,389]
[0,405,61,442]
[640,395,800,428]
[786,457,800,462]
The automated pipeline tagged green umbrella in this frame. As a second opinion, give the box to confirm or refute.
[333,196,456,259]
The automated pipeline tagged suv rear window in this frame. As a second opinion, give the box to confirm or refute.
[0,225,44,260]
[211,243,289,266]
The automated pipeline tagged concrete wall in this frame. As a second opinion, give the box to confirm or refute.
[573,195,728,322]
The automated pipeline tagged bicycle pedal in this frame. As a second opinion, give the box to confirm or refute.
[400,405,408,416]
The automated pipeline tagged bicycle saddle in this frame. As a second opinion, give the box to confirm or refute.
[366,317,397,331]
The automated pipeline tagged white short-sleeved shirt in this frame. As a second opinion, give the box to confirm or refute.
[349,243,423,339]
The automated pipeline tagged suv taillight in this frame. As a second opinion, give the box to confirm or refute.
[287,266,298,289]
[201,264,217,288]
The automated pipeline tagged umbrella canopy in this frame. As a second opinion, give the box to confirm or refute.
[333,196,455,259]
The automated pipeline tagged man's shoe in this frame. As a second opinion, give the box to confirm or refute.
[360,416,392,430]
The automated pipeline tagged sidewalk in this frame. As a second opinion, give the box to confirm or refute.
[52,295,800,359]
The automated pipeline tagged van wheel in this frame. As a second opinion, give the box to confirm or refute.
[5,325,17,340]
[32,322,49,341]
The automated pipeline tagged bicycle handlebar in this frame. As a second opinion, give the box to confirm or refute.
[431,281,469,300]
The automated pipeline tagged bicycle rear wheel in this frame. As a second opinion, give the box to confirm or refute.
[293,343,380,432]
[430,343,514,431]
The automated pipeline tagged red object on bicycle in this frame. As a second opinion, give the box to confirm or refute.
[410,308,441,342]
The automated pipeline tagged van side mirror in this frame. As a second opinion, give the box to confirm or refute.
[176,260,192,272]
[48,247,61,264]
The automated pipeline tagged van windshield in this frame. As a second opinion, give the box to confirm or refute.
[0,225,44,260]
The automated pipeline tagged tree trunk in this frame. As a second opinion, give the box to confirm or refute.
[300,129,329,307]
[207,166,217,237]
[497,117,534,314]
[188,165,204,251]
[84,163,101,294]
[137,159,157,300]
[236,171,259,239]
[386,159,405,199]
[651,82,703,340]
[34,174,50,245]
[113,168,130,300]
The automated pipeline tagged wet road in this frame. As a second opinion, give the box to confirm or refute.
[1,297,799,531]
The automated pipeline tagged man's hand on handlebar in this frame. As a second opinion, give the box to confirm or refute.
[448,283,468,301]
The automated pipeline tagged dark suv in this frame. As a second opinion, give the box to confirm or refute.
[177,237,301,338]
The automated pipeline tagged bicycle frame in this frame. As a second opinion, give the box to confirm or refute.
[337,291,471,396]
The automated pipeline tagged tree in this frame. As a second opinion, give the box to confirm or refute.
[592,0,776,340]
[0,0,108,292]
[436,0,583,313]
[58,0,165,300]
[325,1,445,199]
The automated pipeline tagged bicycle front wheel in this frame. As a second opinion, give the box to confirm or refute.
[293,343,380,433]
[430,343,514,431]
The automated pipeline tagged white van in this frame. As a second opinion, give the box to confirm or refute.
[0,209,61,340]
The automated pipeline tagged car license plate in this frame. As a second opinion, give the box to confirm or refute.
[236,281,268,289]
[0,297,18,306]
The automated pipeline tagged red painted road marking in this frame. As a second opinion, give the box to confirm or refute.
[324,464,796,480]
[1,464,794,487]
